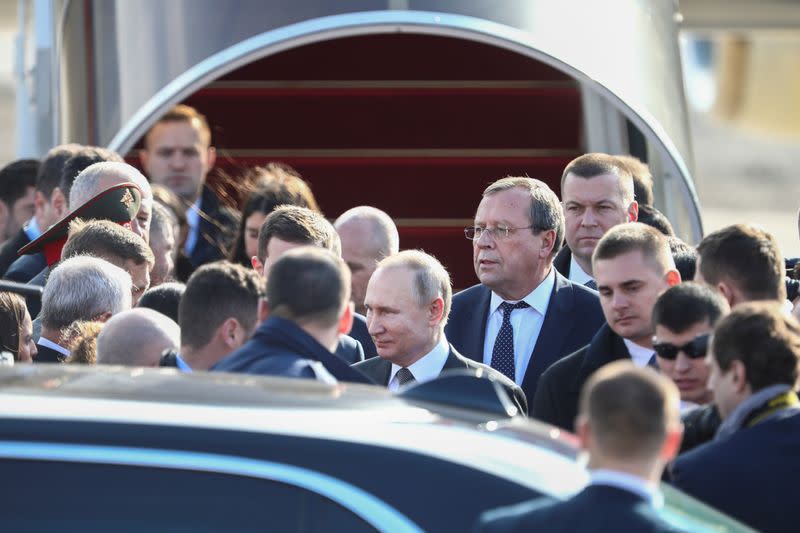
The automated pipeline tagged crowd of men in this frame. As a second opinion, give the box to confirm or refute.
[0,104,798,532]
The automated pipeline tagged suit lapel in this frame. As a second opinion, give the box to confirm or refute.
[460,286,492,362]
[442,345,470,371]
[520,272,575,394]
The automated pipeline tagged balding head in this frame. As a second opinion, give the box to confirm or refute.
[96,308,180,367]
[69,162,154,243]
[334,206,399,314]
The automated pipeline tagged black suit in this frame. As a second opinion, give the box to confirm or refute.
[349,313,378,359]
[353,343,528,415]
[445,271,605,406]
[4,252,46,283]
[552,245,572,278]
[671,407,800,533]
[334,335,364,365]
[187,187,239,271]
[475,484,681,533]
[532,324,630,430]
[34,342,67,363]
[0,228,31,277]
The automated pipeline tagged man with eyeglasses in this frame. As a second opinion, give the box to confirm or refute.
[652,283,729,410]
[445,177,605,407]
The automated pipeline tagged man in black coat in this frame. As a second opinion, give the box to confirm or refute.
[671,302,800,533]
[354,250,527,415]
[213,247,372,384]
[445,176,604,407]
[476,361,684,533]
[533,223,680,430]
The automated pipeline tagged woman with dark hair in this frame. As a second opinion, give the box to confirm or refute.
[228,162,321,267]
[0,291,37,363]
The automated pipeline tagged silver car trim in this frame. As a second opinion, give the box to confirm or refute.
[0,441,423,533]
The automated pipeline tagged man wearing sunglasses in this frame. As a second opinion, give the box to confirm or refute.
[651,283,729,412]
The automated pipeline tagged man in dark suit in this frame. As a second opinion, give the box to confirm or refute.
[445,176,605,406]
[251,204,374,362]
[354,250,527,414]
[0,159,38,251]
[139,104,237,272]
[671,302,800,533]
[476,361,683,532]
[533,223,681,430]
[553,153,639,285]
[213,247,372,384]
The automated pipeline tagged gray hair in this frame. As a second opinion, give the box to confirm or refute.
[96,308,180,366]
[334,205,400,259]
[149,202,175,246]
[376,250,452,329]
[483,177,565,256]
[40,256,133,331]
[70,162,152,208]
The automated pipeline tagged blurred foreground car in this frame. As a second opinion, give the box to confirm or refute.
[0,366,751,532]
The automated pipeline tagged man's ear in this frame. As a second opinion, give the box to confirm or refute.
[258,298,269,323]
[660,424,684,462]
[218,317,244,349]
[139,149,150,172]
[539,229,557,258]
[338,301,354,336]
[251,256,264,276]
[50,187,68,218]
[628,201,639,222]
[717,281,736,307]
[575,414,591,451]
[731,360,749,393]
[665,269,681,287]
[429,297,445,327]
[206,146,217,170]
[93,311,114,323]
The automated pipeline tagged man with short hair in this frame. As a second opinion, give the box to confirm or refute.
[214,247,372,384]
[139,104,238,270]
[694,223,786,306]
[255,205,376,360]
[554,153,639,285]
[334,206,399,316]
[160,262,263,372]
[354,250,527,413]
[671,302,800,533]
[616,154,654,207]
[62,219,154,305]
[58,146,124,203]
[0,159,38,246]
[2,144,77,280]
[96,308,180,367]
[446,176,605,406]
[477,361,683,532]
[652,282,729,410]
[533,223,681,430]
[36,256,132,363]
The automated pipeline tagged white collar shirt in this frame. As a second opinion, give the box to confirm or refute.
[184,197,202,255]
[389,336,450,392]
[623,338,655,368]
[37,336,70,357]
[568,254,594,286]
[483,268,555,384]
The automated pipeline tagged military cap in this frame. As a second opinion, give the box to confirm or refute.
[18,182,142,266]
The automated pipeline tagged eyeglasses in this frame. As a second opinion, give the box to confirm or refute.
[464,225,534,241]
[652,333,710,360]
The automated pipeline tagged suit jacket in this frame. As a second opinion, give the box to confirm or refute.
[552,246,572,278]
[445,271,605,406]
[475,484,681,533]
[349,313,378,359]
[212,316,374,384]
[187,187,239,270]
[532,324,630,430]
[335,335,364,365]
[34,342,66,363]
[4,252,46,283]
[353,344,528,415]
[671,408,800,533]
[0,228,31,277]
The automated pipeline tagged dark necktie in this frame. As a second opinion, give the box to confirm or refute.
[585,279,597,290]
[490,301,530,381]
[647,353,659,369]
[395,367,416,386]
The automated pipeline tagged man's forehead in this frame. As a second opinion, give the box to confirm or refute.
[594,251,662,281]
[146,120,207,148]
[562,173,625,200]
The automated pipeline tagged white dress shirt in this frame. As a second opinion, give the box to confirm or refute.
[623,339,655,368]
[24,216,42,241]
[483,268,555,384]
[37,336,70,357]
[590,469,663,508]
[568,254,594,286]
[184,197,201,255]
[389,336,450,391]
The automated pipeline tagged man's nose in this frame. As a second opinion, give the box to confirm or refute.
[581,208,598,226]
[475,229,494,248]
[675,352,692,371]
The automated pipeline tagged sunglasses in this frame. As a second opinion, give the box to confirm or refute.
[652,333,710,360]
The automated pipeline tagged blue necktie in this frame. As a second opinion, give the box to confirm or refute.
[585,279,597,290]
[490,301,529,381]
[647,353,659,370]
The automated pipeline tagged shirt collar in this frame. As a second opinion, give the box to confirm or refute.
[185,197,201,230]
[568,254,594,285]
[390,336,450,384]
[590,469,662,508]
[37,336,70,357]
[175,353,193,373]
[623,338,655,368]
[489,267,556,316]
[24,216,41,241]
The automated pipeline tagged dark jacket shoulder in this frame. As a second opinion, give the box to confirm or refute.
[0,228,31,277]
